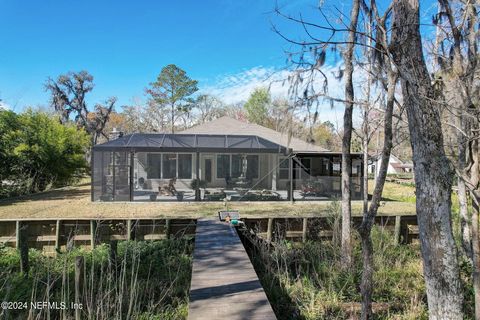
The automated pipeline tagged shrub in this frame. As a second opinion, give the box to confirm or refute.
[0,109,90,198]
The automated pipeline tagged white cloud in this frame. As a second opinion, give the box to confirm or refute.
[200,63,369,127]
[0,101,11,111]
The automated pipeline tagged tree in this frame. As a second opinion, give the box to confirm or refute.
[0,109,89,196]
[390,0,463,317]
[193,94,225,125]
[433,1,480,316]
[0,110,22,191]
[269,98,293,133]
[45,71,116,145]
[339,0,360,269]
[312,121,340,150]
[244,88,270,126]
[146,64,198,133]
[274,0,465,317]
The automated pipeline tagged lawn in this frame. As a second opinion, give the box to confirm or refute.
[0,178,416,220]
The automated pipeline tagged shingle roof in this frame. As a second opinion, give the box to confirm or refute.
[180,116,329,153]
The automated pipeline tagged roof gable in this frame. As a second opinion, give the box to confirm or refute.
[180,116,329,152]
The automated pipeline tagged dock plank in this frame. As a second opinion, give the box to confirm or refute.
[188,219,276,320]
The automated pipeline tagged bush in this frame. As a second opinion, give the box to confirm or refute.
[0,109,90,198]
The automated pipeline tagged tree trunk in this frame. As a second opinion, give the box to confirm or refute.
[456,106,472,259]
[458,178,472,258]
[390,1,463,318]
[468,138,480,320]
[171,103,175,134]
[341,0,360,268]
[472,199,480,320]
[362,112,369,216]
[359,70,396,320]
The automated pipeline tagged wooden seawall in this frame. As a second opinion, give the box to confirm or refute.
[0,215,419,253]
[188,219,276,320]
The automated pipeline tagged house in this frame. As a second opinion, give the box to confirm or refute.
[91,116,363,202]
[369,153,413,175]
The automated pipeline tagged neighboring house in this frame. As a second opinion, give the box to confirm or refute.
[368,153,413,175]
[91,116,363,202]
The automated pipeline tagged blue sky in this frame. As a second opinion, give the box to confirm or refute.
[0,0,438,122]
[0,0,314,109]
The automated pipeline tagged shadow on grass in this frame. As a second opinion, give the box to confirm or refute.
[367,194,398,202]
[0,182,90,206]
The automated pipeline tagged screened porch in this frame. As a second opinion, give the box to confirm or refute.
[91,133,363,202]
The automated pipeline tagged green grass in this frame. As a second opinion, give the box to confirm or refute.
[369,179,416,203]
[0,178,416,220]
[0,239,193,320]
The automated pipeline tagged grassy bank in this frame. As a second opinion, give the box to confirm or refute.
[0,178,416,220]
[0,239,193,320]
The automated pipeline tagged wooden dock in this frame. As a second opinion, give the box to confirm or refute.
[188,219,276,320]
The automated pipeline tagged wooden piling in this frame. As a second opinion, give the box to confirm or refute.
[15,220,20,248]
[302,218,308,243]
[266,218,273,242]
[166,219,171,239]
[109,240,117,266]
[127,219,134,241]
[17,221,29,274]
[90,220,97,249]
[55,220,62,252]
[74,256,84,320]
[394,215,401,245]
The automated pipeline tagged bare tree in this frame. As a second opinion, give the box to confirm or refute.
[353,2,399,317]
[433,1,480,317]
[45,71,116,145]
[390,0,463,318]
[274,0,469,318]
[339,0,361,268]
[273,0,363,268]
[193,94,225,125]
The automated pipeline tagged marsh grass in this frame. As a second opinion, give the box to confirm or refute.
[241,212,430,320]
[0,239,193,320]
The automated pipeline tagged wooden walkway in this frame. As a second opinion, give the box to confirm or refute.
[188,219,276,320]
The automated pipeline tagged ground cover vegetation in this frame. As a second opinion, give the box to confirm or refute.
[0,239,193,320]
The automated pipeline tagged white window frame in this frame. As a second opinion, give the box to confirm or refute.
[215,153,260,180]
[147,152,194,180]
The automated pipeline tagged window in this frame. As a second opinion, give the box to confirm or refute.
[352,159,362,177]
[219,154,259,180]
[162,153,177,179]
[147,154,161,179]
[279,157,289,179]
[217,155,230,178]
[232,154,242,178]
[299,158,311,179]
[332,157,341,176]
[309,157,330,176]
[246,155,259,179]
[178,154,192,179]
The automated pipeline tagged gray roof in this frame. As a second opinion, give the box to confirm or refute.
[180,116,329,153]
[93,133,288,154]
